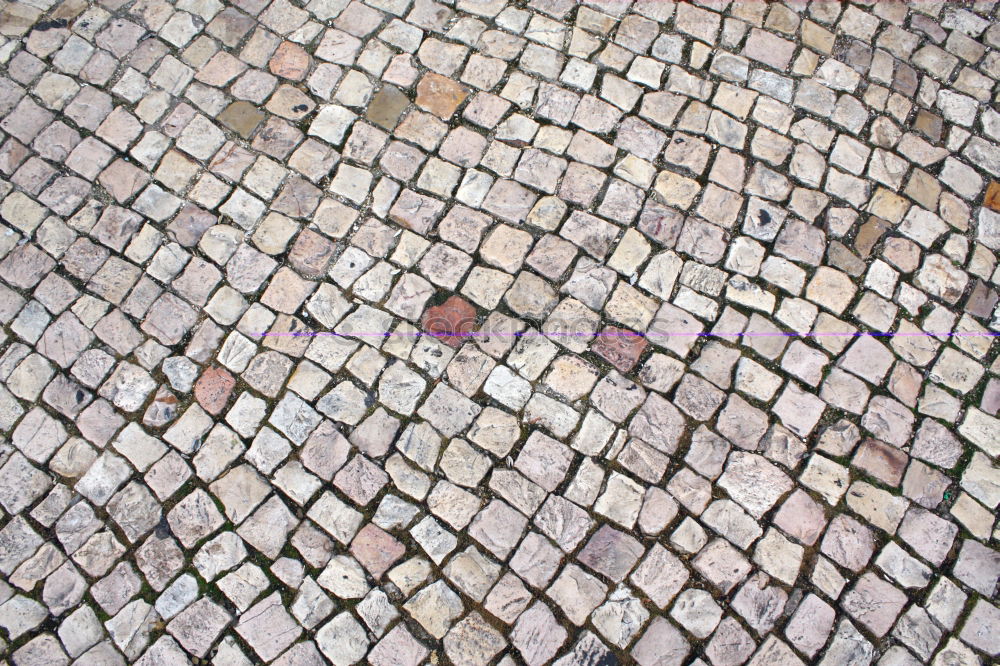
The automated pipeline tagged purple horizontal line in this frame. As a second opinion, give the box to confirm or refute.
[252,331,1000,338]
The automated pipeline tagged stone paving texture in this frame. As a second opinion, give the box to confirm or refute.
[0,0,998,664]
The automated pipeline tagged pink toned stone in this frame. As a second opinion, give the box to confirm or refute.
[592,326,648,373]
[194,367,236,415]
[269,42,311,81]
[350,523,405,579]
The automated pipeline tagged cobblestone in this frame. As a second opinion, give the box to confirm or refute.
[0,0,998,664]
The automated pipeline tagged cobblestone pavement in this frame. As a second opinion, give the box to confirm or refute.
[0,0,999,664]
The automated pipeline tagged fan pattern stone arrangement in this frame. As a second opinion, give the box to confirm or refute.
[0,0,999,664]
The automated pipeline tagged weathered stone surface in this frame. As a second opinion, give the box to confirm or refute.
[592,326,648,372]
[1,3,996,661]
[194,367,236,415]
[416,72,470,119]
[218,101,264,139]
[421,295,477,349]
